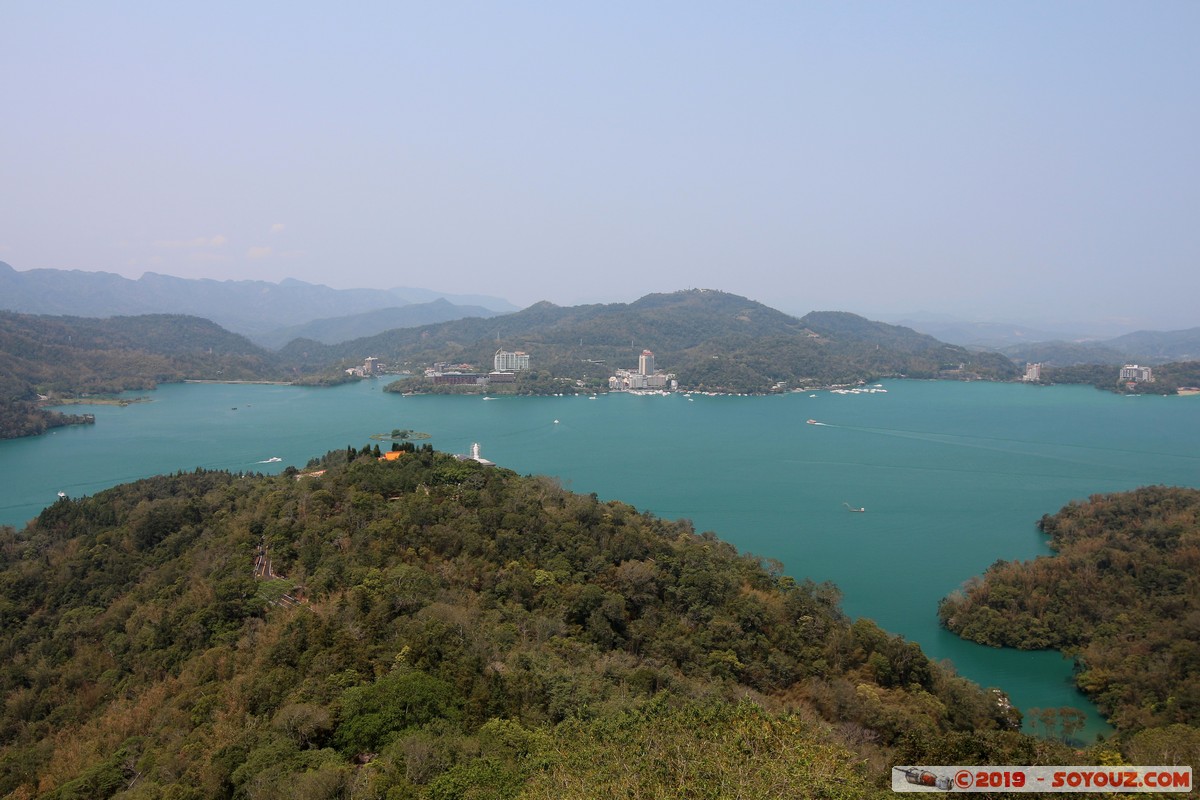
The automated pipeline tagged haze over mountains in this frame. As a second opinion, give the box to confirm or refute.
[992,330,1200,368]
[252,300,502,350]
[4,262,1199,368]
[888,313,1200,366]
[0,262,514,346]
[887,315,1110,349]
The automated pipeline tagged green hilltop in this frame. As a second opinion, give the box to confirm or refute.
[2,445,1081,799]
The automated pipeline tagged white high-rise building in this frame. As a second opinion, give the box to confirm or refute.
[638,349,655,376]
[494,349,530,372]
[1119,364,1153,383]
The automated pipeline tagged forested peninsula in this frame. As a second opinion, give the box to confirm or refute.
[940,486,1200,753]
[0,312,344,440]
[1,445,1095,799]
[1038,362,1200,395]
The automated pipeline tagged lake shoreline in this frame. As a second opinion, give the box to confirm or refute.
[44,396,152,407]
[183,379,294,385]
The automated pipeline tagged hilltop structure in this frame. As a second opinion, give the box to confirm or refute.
[455,441,495,466]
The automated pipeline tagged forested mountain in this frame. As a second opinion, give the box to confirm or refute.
[1106,328,1200,363]
[940,486,1200,743]
[0,312,288,439]
[283,290,1019,392]
[0,263,514,339]
[890,314,1200,361]
[389,286,519,312]
[1,446,1086,799]
[1037,362,1200,395]
[0,311,282,392]
[1001,341,1129,368]
[254,299,500,350]
[1002,327,1200,367]
[888,317,1080,349]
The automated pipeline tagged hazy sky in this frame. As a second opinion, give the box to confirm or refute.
[3,2,1197,326]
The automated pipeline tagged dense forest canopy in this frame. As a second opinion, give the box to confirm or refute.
[940,486,1200,741]
[0,311,283,397]
[0,445,1104,799]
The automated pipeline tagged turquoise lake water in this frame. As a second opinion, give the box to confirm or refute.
[3,378,1198,739]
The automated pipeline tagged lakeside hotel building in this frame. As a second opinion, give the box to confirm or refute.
[638,349,655,376]
[610,349,672,390]
[494,349,530,372]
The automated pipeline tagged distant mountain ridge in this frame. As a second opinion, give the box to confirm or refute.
[388,286,519,310]
[890,318,1076,349]
[1000,327,1200,366]
[887,311,1200,365]
[1105,327,1200,362]
[886,313,1151,348]
[0,262,516,340]
[254,298,500,349]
